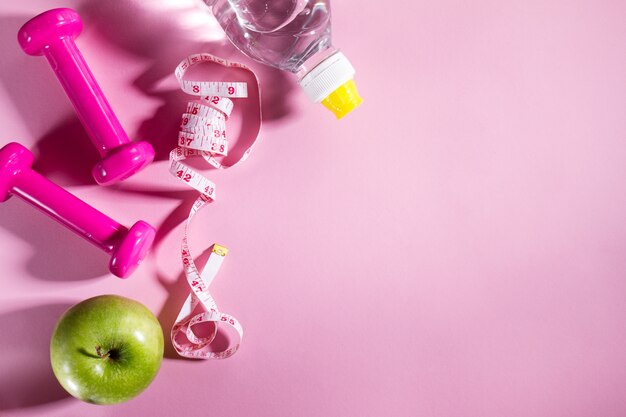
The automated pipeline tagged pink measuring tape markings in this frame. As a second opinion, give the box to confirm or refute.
[170,53,261,359]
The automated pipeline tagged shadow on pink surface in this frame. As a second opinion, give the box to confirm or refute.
[0,198,110,280]
[32,118,101,186]
[0,303,72,410]
[107,186,198,247]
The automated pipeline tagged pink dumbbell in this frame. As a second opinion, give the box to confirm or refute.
[0,142,155,278]
[17,8,155,185]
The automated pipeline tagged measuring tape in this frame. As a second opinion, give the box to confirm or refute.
[170,53,261,359]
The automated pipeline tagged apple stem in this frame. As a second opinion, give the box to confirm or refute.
[95,345,110,360]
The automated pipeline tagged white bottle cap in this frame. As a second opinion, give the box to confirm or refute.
[299,51,356,103]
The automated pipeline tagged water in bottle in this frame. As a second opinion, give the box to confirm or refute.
[204,0,362,119]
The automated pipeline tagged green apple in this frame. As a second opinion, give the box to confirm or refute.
[50,295,164,405]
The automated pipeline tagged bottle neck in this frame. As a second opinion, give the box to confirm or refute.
[296,46,338,79]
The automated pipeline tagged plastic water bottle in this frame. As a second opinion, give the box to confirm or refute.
[203,0,362,119]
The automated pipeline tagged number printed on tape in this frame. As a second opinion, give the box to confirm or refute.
[169,53,261,359]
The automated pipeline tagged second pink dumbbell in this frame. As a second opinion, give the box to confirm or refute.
[0,142,155,278]
[17,8,155,185]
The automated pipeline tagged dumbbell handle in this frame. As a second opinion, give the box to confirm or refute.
[13,168,124,252]
[42,34,128,155]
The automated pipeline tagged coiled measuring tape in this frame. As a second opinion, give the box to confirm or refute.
[170,53,261,359]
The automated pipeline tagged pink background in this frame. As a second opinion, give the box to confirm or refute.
[1,0,626,416]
